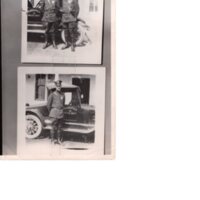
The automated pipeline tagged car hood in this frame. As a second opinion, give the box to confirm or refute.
[81,104,95,111]
[26,103,95,110]
[26,103,47,109]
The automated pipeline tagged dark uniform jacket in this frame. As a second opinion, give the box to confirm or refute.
[41,0,60,22]
[47,91,65,119]
[61,0,79,23]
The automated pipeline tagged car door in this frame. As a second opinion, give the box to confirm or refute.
[63,89,80,122]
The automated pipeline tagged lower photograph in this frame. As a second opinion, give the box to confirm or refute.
[17,67,106,159]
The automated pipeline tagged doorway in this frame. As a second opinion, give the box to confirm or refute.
[72,78,90,104]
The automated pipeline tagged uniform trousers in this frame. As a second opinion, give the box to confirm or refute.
[62,21,78,44]
[50,118,63,141]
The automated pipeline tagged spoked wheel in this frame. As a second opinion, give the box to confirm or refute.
[26,114,42,139]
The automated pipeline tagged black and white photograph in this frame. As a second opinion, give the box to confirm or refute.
[21,0,104,64]
[2,0,113,158]
[18,67,105,158]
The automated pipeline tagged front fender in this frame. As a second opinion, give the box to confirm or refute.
[26,108,47,126]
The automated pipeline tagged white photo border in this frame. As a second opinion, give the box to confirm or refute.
[17,66,106,159]
[21,0,104,64]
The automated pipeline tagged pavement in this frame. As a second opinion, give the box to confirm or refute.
[24,131,95,156]
[26,35,101,63]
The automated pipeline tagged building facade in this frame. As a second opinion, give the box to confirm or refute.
[26,73,96,106]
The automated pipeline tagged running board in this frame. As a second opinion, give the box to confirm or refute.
[27,29,45,33]
[44,126,95,134]
[64,122,94,127]
[62,127,95,134]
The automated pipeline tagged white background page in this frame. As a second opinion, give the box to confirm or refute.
[1,0,200,199]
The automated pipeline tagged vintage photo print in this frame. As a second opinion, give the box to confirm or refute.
[21,0,104,64]
[18,67,105,159]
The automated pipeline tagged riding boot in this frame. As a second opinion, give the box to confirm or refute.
[61,42,70,50]
[69,26,76,52]
[53,129,61,144]
[52,34,58,49]
[43,34,49,49]
[50,130,54,143]
[57,131,62,144]
[71,35,76,52]
[71,42,75,52]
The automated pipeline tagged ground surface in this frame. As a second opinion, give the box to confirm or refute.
[26,31,101,63]
[24,131,95,156]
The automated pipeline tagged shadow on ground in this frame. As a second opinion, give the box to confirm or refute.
[36,130,95,143]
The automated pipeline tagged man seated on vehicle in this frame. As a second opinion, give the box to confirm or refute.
[47,80,65,144]
[41,0,61,49]
[60,0,79,51]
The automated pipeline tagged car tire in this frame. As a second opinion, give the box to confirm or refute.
[26,114,42,139]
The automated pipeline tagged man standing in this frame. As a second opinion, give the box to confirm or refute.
[47,80,65,144]
[61,0,79,51]
[41,0,60,49]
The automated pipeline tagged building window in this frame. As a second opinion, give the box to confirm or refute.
[89,0,98,12]
[95,0,98,12]
[35,74,46,100]
[47,74,55,82]
[89,0,94,12]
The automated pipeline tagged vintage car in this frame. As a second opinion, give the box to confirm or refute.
[27,0,91,45]
[26,83,95,142]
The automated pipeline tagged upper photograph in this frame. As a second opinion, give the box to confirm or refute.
[21,0,104,64]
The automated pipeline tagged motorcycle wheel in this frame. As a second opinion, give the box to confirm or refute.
[61,26,84,46]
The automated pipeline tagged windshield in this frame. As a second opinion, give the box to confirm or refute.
[65,92,72,105]
[64,89,81,107]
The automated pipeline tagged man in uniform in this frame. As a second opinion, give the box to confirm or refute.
[60,0,79,51]
[41,0,60,49]
[47,80,65,144]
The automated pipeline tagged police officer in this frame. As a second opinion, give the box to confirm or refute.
[41,0,60,49]
[60,0,79,51]
[47,80,65,144]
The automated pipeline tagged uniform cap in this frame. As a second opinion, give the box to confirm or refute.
[54,80,62,86]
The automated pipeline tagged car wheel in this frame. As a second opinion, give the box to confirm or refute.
[26,114,42,139]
